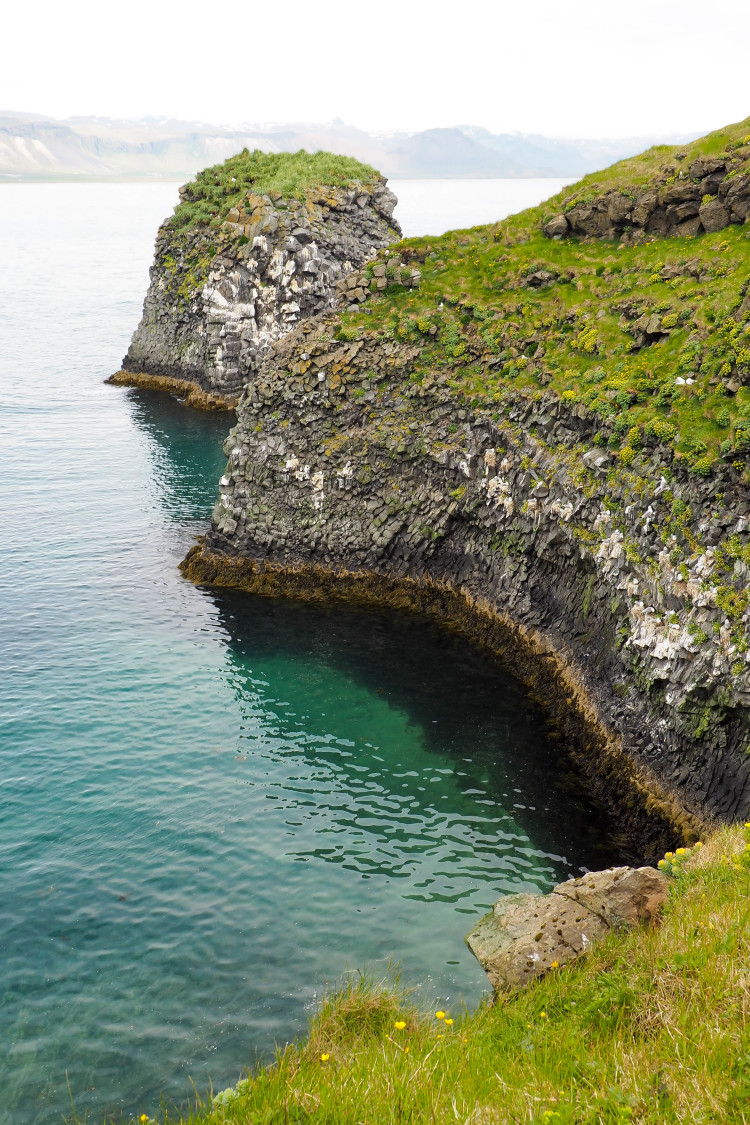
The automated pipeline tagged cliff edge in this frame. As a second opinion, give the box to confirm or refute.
[109,150,400,407]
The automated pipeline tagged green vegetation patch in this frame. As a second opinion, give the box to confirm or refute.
[339,179,750,472]
[133,825,750,1124]
[168,150,380,231]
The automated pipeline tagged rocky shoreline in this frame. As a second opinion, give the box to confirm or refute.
[114,131,750,863]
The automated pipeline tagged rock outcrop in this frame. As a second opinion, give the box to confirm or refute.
[543,145,750,243]
[111,175,399,407]
[465,866,667,993]
[179,310,750,856]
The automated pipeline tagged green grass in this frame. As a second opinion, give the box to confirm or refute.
[129,825,750,1124]
[337,123,750,474]
[538,114,750,200]
[168,150,380,232]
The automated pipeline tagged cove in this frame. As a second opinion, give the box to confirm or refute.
[1,384,627,1125]
[0,182,624,1125]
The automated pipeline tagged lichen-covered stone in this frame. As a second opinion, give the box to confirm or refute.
[465,866,667,994]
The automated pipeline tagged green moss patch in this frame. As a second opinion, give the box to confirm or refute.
[168,149,381,232]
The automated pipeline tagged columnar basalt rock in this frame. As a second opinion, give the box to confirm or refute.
[543,145,750,243]
[180,315,750,856]
[110,179,400,407]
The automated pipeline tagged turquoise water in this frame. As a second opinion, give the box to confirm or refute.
[0,183,623,1125]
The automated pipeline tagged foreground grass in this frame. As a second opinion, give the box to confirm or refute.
[136,825,750,1125]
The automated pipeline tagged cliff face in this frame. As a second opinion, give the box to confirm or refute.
[114,172,399,406]
[180,120,750,851]
[182,317,748,853]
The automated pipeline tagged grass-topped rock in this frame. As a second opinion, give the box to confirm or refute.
[542,117,750,242]
[109,149,400,406]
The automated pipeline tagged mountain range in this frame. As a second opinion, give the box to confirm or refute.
[0,111,696,181]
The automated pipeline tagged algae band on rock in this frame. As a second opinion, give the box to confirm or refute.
[181,116,750,859]
[108,149,401,408]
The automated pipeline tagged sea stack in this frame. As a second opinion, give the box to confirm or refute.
[109,150,401,408]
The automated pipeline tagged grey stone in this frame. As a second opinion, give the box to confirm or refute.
[699,198,730,233]
[543,214,569,238]
[465,866,667,994]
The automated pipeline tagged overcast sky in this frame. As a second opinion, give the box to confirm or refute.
[4,0,749,139]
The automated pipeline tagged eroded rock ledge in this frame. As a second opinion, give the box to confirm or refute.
[112,179,399,406]
[179,314,750,856]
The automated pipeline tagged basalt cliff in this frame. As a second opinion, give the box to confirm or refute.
[109,151,400,408]
[175,120,750,857]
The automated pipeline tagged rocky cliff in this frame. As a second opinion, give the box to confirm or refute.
[181,119,750,854]
[543,137,750,243]
[109,151,400,407]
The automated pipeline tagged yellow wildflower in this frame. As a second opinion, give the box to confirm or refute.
[676,847,687,855]
[550,960,560,969]
[435,1010,446,1020]
[140,1117,149,1125]
[394,1020,406,1030]
[320,1053,330,1062]
[445,1018,454,1026]
[540,1011,547,1019]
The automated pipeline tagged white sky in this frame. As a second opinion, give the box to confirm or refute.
[4,0,749,139]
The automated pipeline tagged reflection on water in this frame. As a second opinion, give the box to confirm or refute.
[215,592,624,905]
[127,388,233,524]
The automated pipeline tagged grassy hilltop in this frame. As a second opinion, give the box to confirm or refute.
[167,149,381,231]
[336,116,750,476]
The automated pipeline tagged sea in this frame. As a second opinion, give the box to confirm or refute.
[0,176,622,1124]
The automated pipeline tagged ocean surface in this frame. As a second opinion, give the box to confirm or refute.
[0,177,621,1125]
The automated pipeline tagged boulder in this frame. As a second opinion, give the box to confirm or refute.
[676,216,702,238]
[661,180,701,205]
[607,192,634,224]
[632,189,658,227]
[699,197,730,233]
[721,174,750,222]
[543,214,570,239]
[466,866,667,994]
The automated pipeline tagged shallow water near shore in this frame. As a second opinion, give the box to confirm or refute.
[0,178,619,1125]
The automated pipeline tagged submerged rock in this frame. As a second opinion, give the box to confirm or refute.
[465,866,667,994]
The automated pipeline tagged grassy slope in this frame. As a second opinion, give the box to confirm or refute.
[141,827,750,1125]
[167,149,381,231]
[337,115,750,475]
